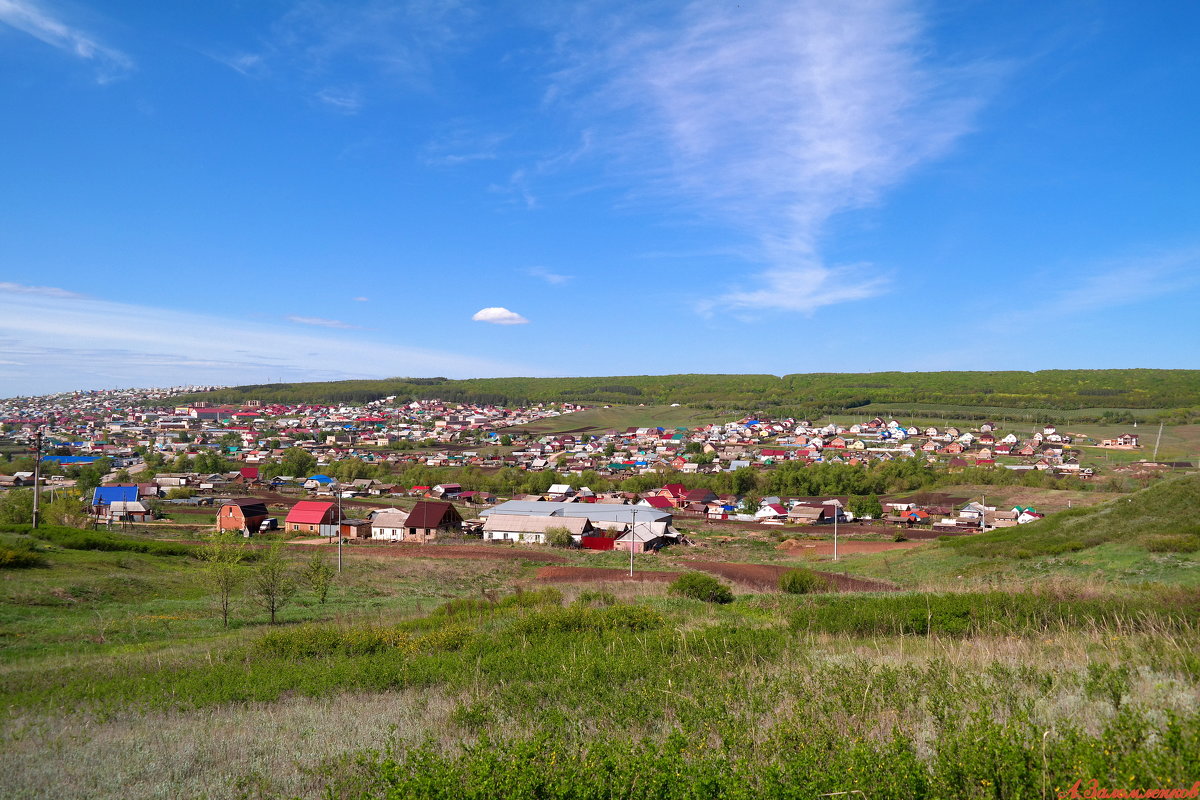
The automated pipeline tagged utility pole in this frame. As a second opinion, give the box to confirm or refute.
[629,507,637,577]
[336,488,343,574]
[832,503,838,562]
[31,429,43,529]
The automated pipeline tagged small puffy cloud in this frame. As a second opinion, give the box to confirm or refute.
[286,315,360,329]
[472,307,529,325]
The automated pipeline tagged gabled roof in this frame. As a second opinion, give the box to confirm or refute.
[285,501,335,524]
[93,486,139,505]
[404,500,462,529]
[222,498,269,516]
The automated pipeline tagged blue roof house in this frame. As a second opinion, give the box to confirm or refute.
[93,486,139,506]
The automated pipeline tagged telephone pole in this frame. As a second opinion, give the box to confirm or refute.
[629,507,637,577]
[31,429,43,529]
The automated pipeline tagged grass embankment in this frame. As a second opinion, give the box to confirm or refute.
[840,474,1200,586]
[2,582,1198,799]
[2,501,1200,799]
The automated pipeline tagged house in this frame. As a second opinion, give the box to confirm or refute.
[482,514,590,545]
[284,500,337,534]
[102,500,152,522]
[217,498,271,536]
[92,485,139,512]
[399,501,463,542]
[613,521,674,553]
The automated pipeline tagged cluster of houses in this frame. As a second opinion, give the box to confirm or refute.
[0,386,1171,513]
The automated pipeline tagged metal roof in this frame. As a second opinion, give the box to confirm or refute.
[479,500,670,525]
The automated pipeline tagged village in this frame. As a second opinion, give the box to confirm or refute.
[0,385,1174,550]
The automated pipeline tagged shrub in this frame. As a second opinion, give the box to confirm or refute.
[668,572,734,604]
[1142,534,1200,553]
[544,526,574,548]
[0,524,192,556]
[573,590,617,607]
[778,568,828,595]
[0,542,46,568]
[893,532,908,542]
[510,604,664,635]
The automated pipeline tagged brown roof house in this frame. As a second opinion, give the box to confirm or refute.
[217,498,271,536]
[371,501,463,543]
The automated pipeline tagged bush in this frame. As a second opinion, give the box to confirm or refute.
[510,604,664,635]
[0,542,46,568]
[1142,534,1200,553]
[778,568,828,595]
[668,572,734,604]
[893,533,908,542]
[0,524,192,556]
[544,526,574,548]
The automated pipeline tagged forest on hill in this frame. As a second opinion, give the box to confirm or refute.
[174,369,1200,416]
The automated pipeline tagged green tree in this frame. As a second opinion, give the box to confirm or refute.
[740,493,761,515]
[0,488,33,524]
[200,533,246,627]
[301,551,336,604]
[250,542,297,624]
[544,526,573,548]
[280,448,318,478]
[499,434,513,447]
[850,494,883,520]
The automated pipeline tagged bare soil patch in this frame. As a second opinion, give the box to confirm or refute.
[533,566,680,584]
[350,543,568,563]
[775,539,925,556]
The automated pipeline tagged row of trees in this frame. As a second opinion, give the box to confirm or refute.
[199,536,335,626]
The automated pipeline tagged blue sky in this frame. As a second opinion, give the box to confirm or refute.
[1,0,1198,396]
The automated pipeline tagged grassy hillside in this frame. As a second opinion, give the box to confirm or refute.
[841,474,1200,586]
[2,515,1199,798]
[171,369,1200,416]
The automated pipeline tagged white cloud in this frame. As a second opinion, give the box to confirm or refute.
[286,315,361,330]
[0,0,132,82]
[525,267,571,286]
[315,87,362,114]
[0,292,539,396]
[352,296,370,302]
[546,0,992,313]
[472,307,529,325]
[0,281,84,298]
[1052,248,1200,315]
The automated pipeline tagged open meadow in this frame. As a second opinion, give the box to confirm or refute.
[1,476,1199,798]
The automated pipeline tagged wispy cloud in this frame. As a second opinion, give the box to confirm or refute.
[0,292,537,396]
[0,281,84,299]
[525,267,571,286]
[472,307,529,325]
[1052,248,1200,315]
[210,1,474,107]
[286,315,361,330]
[546,0,994,314]
[352,296,370,302]
[0,0,132,82]
[314,86,362,113]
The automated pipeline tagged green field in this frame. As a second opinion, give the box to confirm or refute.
[3,478,1200,798]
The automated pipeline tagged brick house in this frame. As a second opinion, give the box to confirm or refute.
[217,498,271,536]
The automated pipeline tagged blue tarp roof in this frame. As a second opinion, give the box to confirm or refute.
[93,486,139,505]
[43,455,98,464]
[308,474,334,483]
